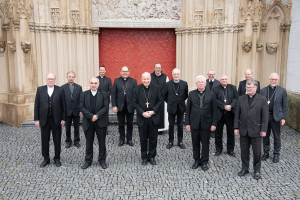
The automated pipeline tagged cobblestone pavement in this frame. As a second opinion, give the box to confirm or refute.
[0,123,299,200]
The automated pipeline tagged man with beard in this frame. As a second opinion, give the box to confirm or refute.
[133,72,163,165]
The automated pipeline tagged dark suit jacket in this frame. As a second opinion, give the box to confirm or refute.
[234,94,269,137]
[80,90,109,131]
[34,85,67,127]
[112,77,137,113]
[260,85,287,122]
[213,84,239,121]
[185,89,218,130]
[205,79,220,91]
[238,79,261,96]
[133,83,163,127]
[96,76,112,103]
[163,80,188,114]
[61,83,82,116]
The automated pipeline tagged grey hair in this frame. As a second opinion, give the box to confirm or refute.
[196,75,206,83]
[220,74,228,79]
[245,69,253,74]
[141,72,151,79]
[46,73,56,79]
[66,71,76,78]
[269,73,279,80]
[172,68,181,74]
[89,77,99,83]
[246,79,258,87]
[207,69,215,74]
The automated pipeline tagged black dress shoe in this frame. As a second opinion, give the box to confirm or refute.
[238,169,249,176]
[142,159,147,165]
[81,163,91,169]
[210,132,215,138]
[75,143,81,148]
[55,161,61,167]
[273,155,279,163]
[65,143,71,148]
[127,140,134,146]
[261,154,269,161]
[253,172,261,180]
[149,158,156,165]
[40,160,50,168]
[178,143,186,149]
[202,164,209,171]
[99,162,107,169]
[166,142,173,149]
[227,151,236,157]
[118,140,124,146]
[192,162,201,169]
[214,151,222,156]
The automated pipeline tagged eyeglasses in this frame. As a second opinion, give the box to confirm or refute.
[154,67,161,69]
[121,71,129,73]
[220,79,228,81]
[246,87,256,89]
[269,79,278,81]
[47,78,55,81]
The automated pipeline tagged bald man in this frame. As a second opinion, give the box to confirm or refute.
[133,72,163,165]
[238,69,260,96]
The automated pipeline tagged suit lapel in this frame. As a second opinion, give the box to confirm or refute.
[141,85,147,103]
[244,95,249,109]
[96,90,101,110]
[65,84,71,97]
[274,86,279,102]
[86,90,91,111]
[249,94,259,109]
[43,86,49,102]
[52,86,57,104]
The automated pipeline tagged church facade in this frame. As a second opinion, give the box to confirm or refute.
[0,0,296,127]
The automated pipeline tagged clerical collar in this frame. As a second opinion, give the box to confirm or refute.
[123,78,127,81]
[144,85,150,89]
[91,90,97,96]
[270,85,276,89]
[209,79,214,82]
[100,76,104,78]
[248,93,256,98]
[198,89,205,93]
[173,80,180,83]
[222,85,227,89]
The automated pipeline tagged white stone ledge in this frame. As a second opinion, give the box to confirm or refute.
[92,21,181,28]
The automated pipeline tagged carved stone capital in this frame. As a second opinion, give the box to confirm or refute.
[28,22,35,32]
[238,23,245,32]
[80,26,92,34]
[281,23,287,32]
[13,20,20,31]
[0,41,5,53]
[266,42,278,54]
[256,41,263,52]
[2,20,11,31]
[7,41,16,52]
[242,42,252,53]
[64,25,75,33]
[285,22,291,31]
[253,22,259,32]
[262,23,267,32]
[175,29,183,35]
[91,27,100,34]
[21,42,31,53]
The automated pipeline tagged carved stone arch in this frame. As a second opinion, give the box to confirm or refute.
[265,2,287,23]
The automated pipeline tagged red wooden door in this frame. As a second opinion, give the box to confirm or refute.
[99,28,176,84]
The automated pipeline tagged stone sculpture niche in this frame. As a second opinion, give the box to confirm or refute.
[0,41,5,53]
[243,42,252,53]
[256,41,263,52]
[266,42,278,54]
[21,42,31,53]
[7,41,16,52]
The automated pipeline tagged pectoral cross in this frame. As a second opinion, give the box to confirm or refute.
[124,92,126,95]
[145,101,150,108]
[268,100,270,105]
[224,99,227,103]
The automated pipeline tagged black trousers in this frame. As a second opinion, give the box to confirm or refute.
[40,119,62,162]
[84,122,107,164]
[263,113,281,156]
[117,106,134,141]
[215,111,235,153]
[240,135,262,173]
[168,110,184,143]
[65,114,80,145]
[191,128,210,165]
[158,102,165,129]
[138,118,158,159]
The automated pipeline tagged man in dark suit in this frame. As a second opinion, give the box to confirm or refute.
[34,73,67,168]
[61,71,83,148]
[205,69,220,138]
[112,66,137,146]
[213,74,238,157]
[80,77,109,169]
[238,69,260,96]
[163,68,188,149]
[133,72,163,165]
[186,75,217,171]
[151,63,169,134]
[234,79,268,180]
[96,65,112,134]
[260,73,287,163]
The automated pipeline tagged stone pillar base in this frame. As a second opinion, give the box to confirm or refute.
[0,102,34,127]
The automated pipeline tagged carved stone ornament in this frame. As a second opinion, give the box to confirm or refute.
[242,42,252,53]
[21,42,31,53]
[256,41,263,52]
[71,10,81,25]
[7,41,16,52]
[213,9,223,25]
[0,41,5,53]
[51,8,61,24]
[194,10,203,26]
[2,20,10,31]
[13,20,20,31]
[266,42,278,54]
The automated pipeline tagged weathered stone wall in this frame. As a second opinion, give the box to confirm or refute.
[286,92,300,132]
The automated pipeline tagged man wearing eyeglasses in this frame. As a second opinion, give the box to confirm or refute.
[212,74,238,157]
[150,63,169,134]
[260,73,287,163]
[112,66,137,147]
[234,79,268,180]
[238,69,260,96]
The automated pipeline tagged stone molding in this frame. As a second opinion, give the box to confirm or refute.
[7,41,16,52]
[175,24,241,35]
[266,42,278,54]
[242,42,252,53]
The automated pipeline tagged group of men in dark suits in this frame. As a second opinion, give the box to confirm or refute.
[34,67,287,179]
